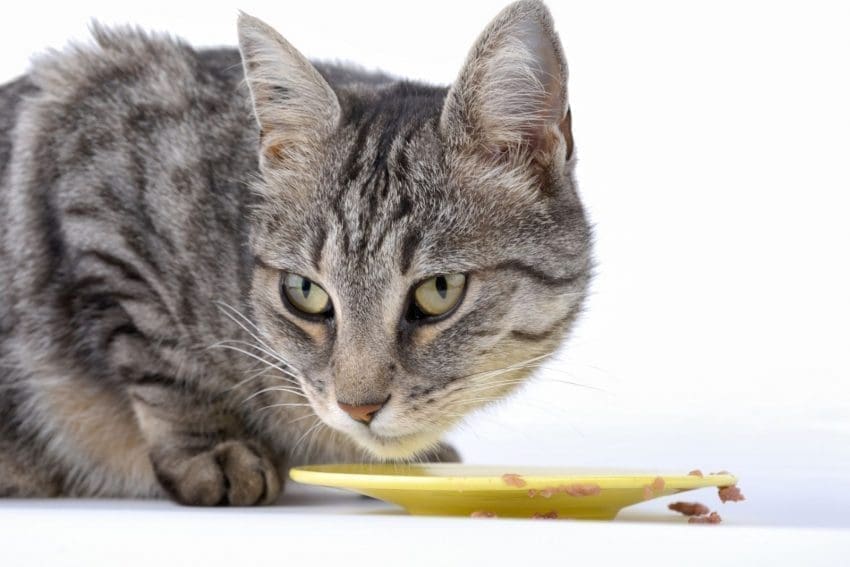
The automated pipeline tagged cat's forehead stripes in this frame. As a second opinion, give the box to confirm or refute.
[326,83,446,265]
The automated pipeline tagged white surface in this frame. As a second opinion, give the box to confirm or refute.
[1,486,849,567]
[1,0,849,564]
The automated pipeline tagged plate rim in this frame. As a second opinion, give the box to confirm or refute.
[289,464,737,492]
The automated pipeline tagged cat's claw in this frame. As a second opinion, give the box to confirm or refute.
[151,440,281,506]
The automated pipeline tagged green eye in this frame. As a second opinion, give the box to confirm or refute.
[413,274,467,317]
[281,273,332,316]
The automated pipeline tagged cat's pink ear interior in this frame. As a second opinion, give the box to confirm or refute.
[237,13,340,169]
[441,0,572,166]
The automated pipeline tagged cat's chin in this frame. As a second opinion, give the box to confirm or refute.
[348,428,446,460]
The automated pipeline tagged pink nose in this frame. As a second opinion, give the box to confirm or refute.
[337,400,385,424]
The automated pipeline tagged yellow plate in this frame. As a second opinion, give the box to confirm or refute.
[290,464,736,520]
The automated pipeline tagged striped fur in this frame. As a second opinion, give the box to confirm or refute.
[0,0,591,503]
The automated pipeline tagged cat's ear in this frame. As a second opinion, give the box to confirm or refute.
[237,13,340,169]
[440,0,572,174]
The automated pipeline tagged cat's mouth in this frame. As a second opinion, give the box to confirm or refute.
[300,392,446,459]
[350,427,446,459]
[335,411,449,459]
[290,379,452,458]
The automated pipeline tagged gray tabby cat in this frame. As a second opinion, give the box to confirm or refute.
[0,0,590,504]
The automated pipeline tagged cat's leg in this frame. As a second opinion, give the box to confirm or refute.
[129,383,283,506]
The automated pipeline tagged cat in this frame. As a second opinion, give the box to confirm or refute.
[0,0,591,505]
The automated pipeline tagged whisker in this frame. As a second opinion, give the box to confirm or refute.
[304,420,328,463]
[207,343,300,382]
[243,385,308,404]
[464,373,606,394]
[454,365,542,393]
[214,300,263,332]
[465,363,544,383]
[256,402,314,412]
[227,365,277,393]
[207,341,299,378]
[211,338,301,376]
[459,353,554,382]
[214,301,288,362]
[529,375,608,392]
[285,413,319,426]
[291,420,325,455]
[462,372,539,389]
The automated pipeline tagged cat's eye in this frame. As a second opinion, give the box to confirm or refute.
[412,274,467,318]
[281,273,332,317]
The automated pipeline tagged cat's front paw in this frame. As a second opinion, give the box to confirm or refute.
[151,440,281,506]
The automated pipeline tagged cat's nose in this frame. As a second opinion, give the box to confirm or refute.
[337,398,388,425]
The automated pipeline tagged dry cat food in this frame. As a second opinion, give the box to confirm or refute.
[718,485,745,503]
[667,469,743,525]
[668,501,710,517]
[528,483,601,498]
[688,511,722,524]
[470,510,498,518]
[501,473,527,488]
[531,511,559,520]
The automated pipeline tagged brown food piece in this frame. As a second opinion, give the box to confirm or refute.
[501,473,527,488]
[668,501,710,517]
[688,469,704,477]
[470,510,498,518]
[688,511,722,524]
[718,485,746,503]
[710,470,731,476]
[530,483,601,498]
[562,483,602,497]
[531,511,559,520]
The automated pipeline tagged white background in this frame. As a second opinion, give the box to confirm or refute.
[1,0,849,564]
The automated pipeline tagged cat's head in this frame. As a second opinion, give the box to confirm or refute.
[237,0,591,458]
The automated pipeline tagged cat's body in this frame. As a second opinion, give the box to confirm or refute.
[0,1,591,504]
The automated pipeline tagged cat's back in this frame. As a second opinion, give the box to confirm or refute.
[0,27,260,226]
[14,25,253,171]
[0,76,37,182]
[0,25,394,185]
[0,28,263,356]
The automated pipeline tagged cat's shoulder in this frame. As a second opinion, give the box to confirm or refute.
[24,25,243,119]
